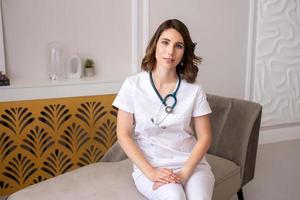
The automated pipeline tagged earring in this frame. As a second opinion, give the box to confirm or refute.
[180,61,184,66]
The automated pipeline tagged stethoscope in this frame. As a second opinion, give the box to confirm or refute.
[149,71,181,128]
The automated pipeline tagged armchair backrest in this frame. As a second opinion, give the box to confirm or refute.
[206,94,262,186]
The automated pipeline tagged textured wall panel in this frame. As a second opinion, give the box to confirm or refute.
[254,0,300,126]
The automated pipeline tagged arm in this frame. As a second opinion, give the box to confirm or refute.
[116,109,180,185]
[176,114,212,182]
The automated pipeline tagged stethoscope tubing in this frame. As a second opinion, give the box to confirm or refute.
[149,71,181,113]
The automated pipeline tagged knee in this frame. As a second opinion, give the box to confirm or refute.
[184,170,215,200]
[168,191,185,200]
[160,184,186,200]
[164,191,185,200]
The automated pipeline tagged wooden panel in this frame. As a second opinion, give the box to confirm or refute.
[0,94,117,195]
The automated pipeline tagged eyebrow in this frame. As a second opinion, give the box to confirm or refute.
[160,38,184,46]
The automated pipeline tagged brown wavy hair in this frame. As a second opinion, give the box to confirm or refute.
[141,19,202,83]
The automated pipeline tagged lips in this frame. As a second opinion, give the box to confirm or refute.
[163,58,175,63]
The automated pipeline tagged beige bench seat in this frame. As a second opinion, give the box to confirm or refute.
[8,154,240,200]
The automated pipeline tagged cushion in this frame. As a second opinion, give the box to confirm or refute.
[207,154,241,200]
[8,159,145,200]
[8,155,240,200]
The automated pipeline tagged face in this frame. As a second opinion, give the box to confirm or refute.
[155,28,185,70]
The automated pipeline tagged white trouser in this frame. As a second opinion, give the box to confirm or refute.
[133,164,215,200]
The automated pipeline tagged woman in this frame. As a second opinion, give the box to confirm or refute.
[113,19,215,200]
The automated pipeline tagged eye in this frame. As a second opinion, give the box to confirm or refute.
[175,43,184,49]
[161,40,169,45]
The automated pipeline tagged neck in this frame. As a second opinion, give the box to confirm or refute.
[152,67,177,86]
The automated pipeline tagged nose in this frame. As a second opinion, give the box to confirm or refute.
[167,45,174,56]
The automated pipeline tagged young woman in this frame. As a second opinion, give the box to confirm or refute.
[113,19,215,200]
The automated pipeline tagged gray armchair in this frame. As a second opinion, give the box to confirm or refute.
[8,94,262,200]
[206,94,262,199]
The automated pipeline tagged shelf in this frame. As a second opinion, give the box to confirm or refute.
[1,76,111,88]
[0,77,122,102]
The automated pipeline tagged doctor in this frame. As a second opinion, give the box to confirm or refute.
[113,19,215,200]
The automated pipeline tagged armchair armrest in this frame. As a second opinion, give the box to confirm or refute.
[207,94,262,187]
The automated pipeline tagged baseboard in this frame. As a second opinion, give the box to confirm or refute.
[258,125,300,144]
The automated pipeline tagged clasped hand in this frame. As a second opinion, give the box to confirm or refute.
[147,168,190,190]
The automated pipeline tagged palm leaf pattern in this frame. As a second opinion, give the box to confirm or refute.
[0,132,17,162]
[58,123,90,153]
[39,104,71,131]
[41,149,73,177]
[77,145,103,167]
[0,107,34,135]
[3,153,38,185]
[32,175,47,184]
[0,181,10,189]
[20,126,55,157]
[94,119,117,150]
[75,102,107,127]
[110,106,118,117]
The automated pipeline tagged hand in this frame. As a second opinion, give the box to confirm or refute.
[175,167,192,184]
[152,181,167,190]
[147,168,181,185]
[149,168,181,191]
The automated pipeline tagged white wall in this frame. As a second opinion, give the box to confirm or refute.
[148,0,250,99]
[2,0,132,83]
[1,0,249,99]
[1,0,299,142]
[0,1,5,74]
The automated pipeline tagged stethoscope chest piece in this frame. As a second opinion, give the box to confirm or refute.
[163,93,177,114]
[165,106,173,114]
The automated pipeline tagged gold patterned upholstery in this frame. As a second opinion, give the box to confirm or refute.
[0,94,117,195]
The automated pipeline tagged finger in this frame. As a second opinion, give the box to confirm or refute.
[165,174,180,183]
[158,171,171,181]
[153,181,168,190]
[160,168,180,181]
[158,177,170,184]
[163,175,176,183]
[152,183,159,190]
[155,169,169,178]
[161,175,178,184]
[159,172,175,182]
[153,181,166,190]
[158,169,181,183]
[157,182,167,187]
[170,173,181,181]
[172,180,180,184]
[160,168,174,176]
[161,172,179,183]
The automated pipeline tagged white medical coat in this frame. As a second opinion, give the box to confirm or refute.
[113,71,212,172]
